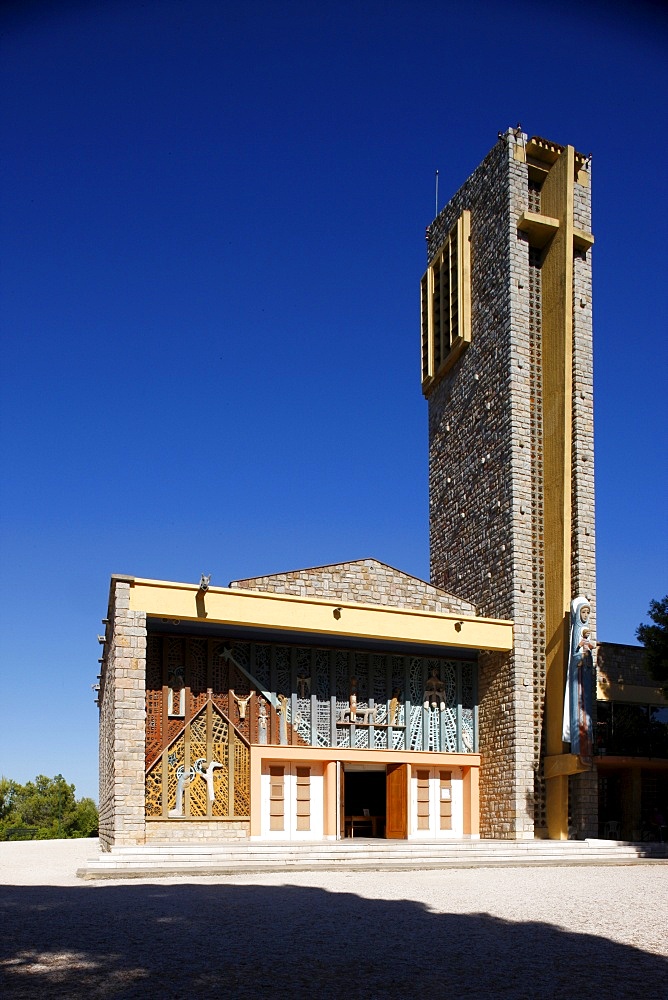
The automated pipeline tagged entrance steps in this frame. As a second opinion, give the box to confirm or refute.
[77,837,668,879]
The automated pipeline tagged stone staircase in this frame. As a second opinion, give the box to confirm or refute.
[77,837,668,879]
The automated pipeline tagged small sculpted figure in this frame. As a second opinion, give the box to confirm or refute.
[277,693,289,745]
[424,667,446,711]
[349,677,358,722]
[296,674,311,699]
[194,758,223,803]
[258,697,268,745]
[388,688,402,726]
[167,666,186,717]
[169,764,196,817]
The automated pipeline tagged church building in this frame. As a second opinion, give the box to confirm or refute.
[96,128,666,851]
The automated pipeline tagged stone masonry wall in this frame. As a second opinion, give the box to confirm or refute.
[427,130,536,838]
[231,559,476,615]
[98,595,116,851]
[597,643,656,688]
[98,578,147,851]
[145,820,250,844]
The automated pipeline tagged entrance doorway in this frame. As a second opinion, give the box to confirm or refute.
[343,767,386,838]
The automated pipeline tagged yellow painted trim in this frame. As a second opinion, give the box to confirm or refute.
[324,761,337,837]
[459,209,472,348]
[462,765,479,836]
[421,210,472,397]
[541,144,576,841]
[250,745,480,768]
[127,577,513,651]
[544,753,591,779]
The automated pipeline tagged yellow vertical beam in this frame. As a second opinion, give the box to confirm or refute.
[323,761,338,838]
[462,765,479,837]
[541,146,575,840]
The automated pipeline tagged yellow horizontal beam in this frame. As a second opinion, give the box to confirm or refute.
[251,745,480,767]
[517,211,560,248]
[125,577,513,652]
[544,754,591,779]
[573,228,595,251]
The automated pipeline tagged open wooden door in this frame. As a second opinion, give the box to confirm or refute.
[386,763,408,839]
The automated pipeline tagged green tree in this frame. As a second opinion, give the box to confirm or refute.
[637,595,668,698]
[0,777,18,820]
[66,797,99,838]
[0,774,98,841]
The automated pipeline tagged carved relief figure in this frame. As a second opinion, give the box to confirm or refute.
[349,677,358,722]
[562,596,595,760]
[277,694,289,745]
[296,674,311,699]
[424,667,446,711]
[194,757,223,803]
[388,688,402,726]
[167,666,186,717]
[231,689,255,721]
[169,764,195,816]
[258,697,268,745]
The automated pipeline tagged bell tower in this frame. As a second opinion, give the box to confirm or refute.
[423,128,597,839]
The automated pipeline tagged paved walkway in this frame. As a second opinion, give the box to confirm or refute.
[1,839,667,998]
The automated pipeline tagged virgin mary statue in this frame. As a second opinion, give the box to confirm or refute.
[562,595,595,761]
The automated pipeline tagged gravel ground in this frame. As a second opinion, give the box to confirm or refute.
[1,839,667,998]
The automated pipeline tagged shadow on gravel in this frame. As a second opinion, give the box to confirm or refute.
[1,882,666,999]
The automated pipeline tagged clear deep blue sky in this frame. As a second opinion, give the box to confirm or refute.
[1,0,666,800]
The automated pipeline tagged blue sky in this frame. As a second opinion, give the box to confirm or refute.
[1,0,666,801]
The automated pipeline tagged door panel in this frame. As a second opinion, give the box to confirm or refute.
[386,763,408,839]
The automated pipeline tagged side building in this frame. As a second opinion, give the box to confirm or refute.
[596,642,668,840]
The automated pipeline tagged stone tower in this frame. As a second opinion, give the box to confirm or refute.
[422,128,597,839]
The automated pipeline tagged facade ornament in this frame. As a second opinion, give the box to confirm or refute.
[388,688,402,726]
[349,676,358,721]
[230,689,255,721]
[277,693,289,745]
[167,666,186,717]
[296,674,311,698]
[169,764,196,816]
[194,758,223,803]
[258,697,268,745]
[424,667,446,711]
[356,707,376,724]
[562,596,595,760]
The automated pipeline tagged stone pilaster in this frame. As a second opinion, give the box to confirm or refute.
[98,577,146,849]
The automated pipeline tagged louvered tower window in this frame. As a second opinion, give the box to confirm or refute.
[420,210,471,394]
